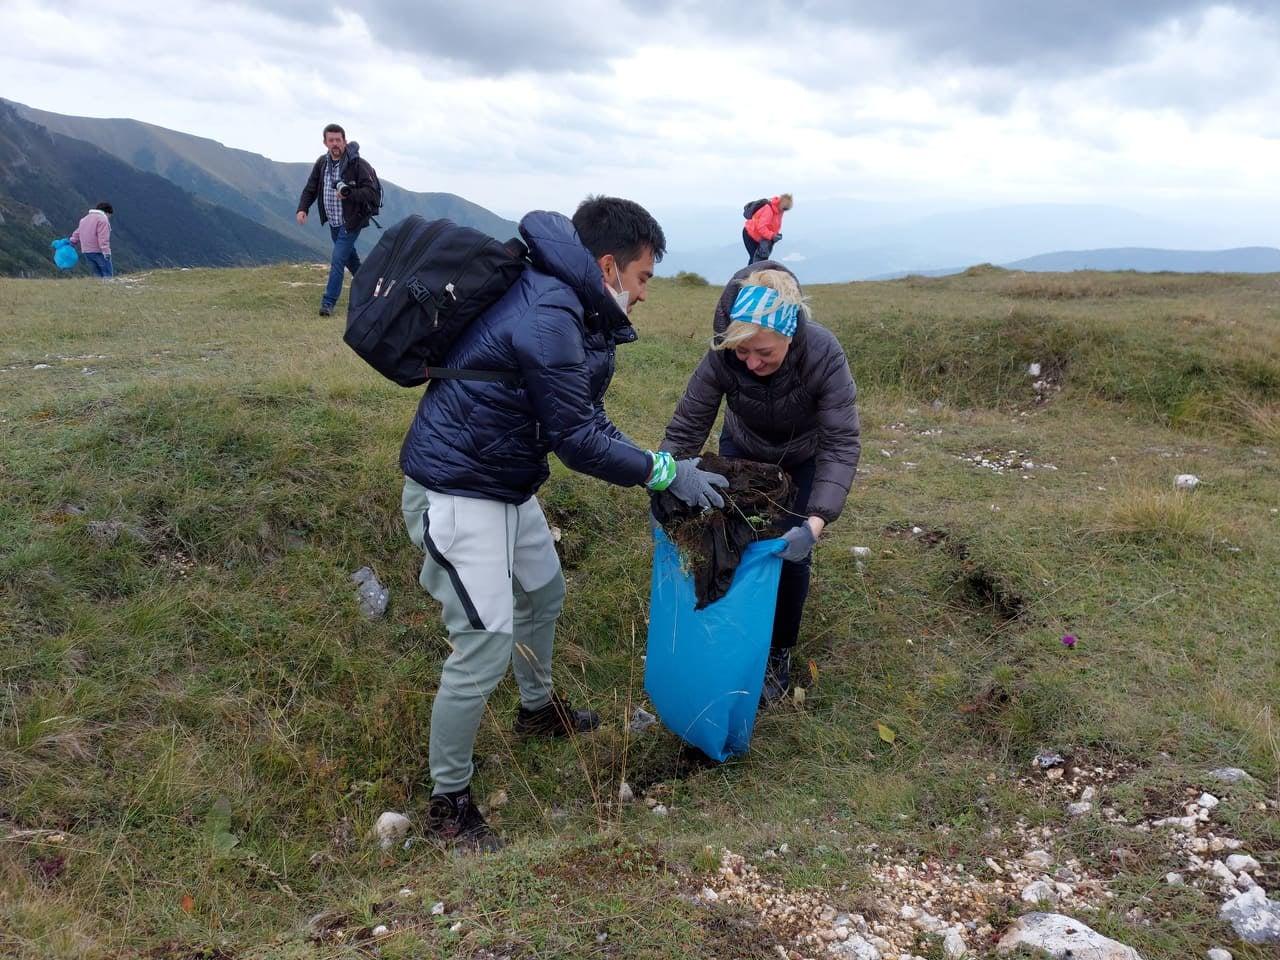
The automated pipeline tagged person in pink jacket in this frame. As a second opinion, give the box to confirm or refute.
[70,202,114,278]
[743,193,792,264]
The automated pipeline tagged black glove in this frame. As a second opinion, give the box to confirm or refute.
[667,457,729,510]
[773,233,782,242]
[779,522,816,561]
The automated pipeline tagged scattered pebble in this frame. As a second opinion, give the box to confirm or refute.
[629,707,658,734]
[371,924,389,937]
[1207,950,1232,960]
[851,546,872,559]
[373,811,411,849]
[1175,474,1201,491]
[1226,854,1259,874]
[431,901,445,916]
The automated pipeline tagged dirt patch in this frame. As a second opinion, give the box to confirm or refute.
[958,566,1026,621]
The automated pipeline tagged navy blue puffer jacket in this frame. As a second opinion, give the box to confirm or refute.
[400,211,653,503]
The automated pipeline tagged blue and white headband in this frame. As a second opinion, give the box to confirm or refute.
[729,284,800,338]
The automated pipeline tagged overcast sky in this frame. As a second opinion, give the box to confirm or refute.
[7,0,1280,228]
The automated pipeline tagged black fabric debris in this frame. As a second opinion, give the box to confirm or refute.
[651,454,794,609]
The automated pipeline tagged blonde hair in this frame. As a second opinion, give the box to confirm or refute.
[779,193,794,210]
[713,269,807,351]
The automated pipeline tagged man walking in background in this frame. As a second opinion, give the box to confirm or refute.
[70,202,113,278]
[743,193,793,264]
[296,123,381,316]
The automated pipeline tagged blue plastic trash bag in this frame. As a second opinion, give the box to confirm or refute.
[51,238,78,270]
[644,527,785,761]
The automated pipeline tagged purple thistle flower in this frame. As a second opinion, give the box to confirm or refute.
[1061,634,1077,648]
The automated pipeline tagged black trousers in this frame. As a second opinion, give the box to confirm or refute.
[719,433,814,651]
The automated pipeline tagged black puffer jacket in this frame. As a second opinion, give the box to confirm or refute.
[660,262,860,523]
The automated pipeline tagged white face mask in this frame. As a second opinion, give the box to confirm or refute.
[608,262,630,315]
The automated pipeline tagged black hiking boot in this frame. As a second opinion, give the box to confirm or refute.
[426,787,503,853]
[761,648,792,706]
[318,304,333,317]
[513,692,601,738]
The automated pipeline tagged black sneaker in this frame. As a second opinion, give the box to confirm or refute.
[318,305,333,317]
[513,692,601,738]
[761,648,792,706]
[426,787,503,852]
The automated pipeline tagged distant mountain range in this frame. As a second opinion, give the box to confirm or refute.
[4,98,1279,282]
[867,246,1280,280]
[0,99,517,276]
[658,201,1280,283]
[0,102,316,275]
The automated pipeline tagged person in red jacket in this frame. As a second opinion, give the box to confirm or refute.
[743,193,792,264]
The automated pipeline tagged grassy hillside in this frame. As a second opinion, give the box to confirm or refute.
[1,266,1277,959]
[7,100,520,258]
[0,105,317,277]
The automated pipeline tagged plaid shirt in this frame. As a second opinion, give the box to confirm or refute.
[321,154,345,225]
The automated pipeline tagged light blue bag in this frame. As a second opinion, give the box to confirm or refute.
[51,238,78,270]
[644,527,785,761]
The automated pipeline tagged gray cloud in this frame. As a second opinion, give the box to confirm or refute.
[233,0,616,74]
[234,0,1277,82]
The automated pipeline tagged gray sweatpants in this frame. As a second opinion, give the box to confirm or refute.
[402,477,566,795]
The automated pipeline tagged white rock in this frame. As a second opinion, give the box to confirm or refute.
[1211,860,1238,886]
[372,925,389,937]
[651,804,668,817]
[827,934,881,960]
[1198,793,1220,810]
[1226,854,1260,874]
[943,928,968,958]
[1206,949,1232,960]
[899,905,920,921]
[1166,873,1185,886]
[911,526,924,535]
[1028,362,1042,377]
[617,781,635,804]
[1022,881,1058,905]
[1081,786,1097,802]
[1209,767,1254,784]
[852,546,872,558]
[1067,802,1093,817]
[450,921,463,933]
[1236,872,1259,891]
[1152,815,1199,831]
[431,901,445,916]
[700,886,719,902]
[1220,887,1280,944]
[1175,474,1201,491]
[33,363,51,370]
[996,913,1144,958]
[373,811,411,849]
[629,707,658,733]
[1024,849,1054,870]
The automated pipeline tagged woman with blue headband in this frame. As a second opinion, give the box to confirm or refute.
[660,263,861,703]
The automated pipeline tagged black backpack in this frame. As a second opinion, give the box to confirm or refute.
[742,198,768,219]
[340,141,383,227]
[344,215,528,387]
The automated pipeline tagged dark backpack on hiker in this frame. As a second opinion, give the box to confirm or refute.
[344,215,529,387]
[742,198,768,219]
[340,141,383,227]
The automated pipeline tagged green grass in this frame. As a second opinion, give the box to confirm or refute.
[1,265,1278,959]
